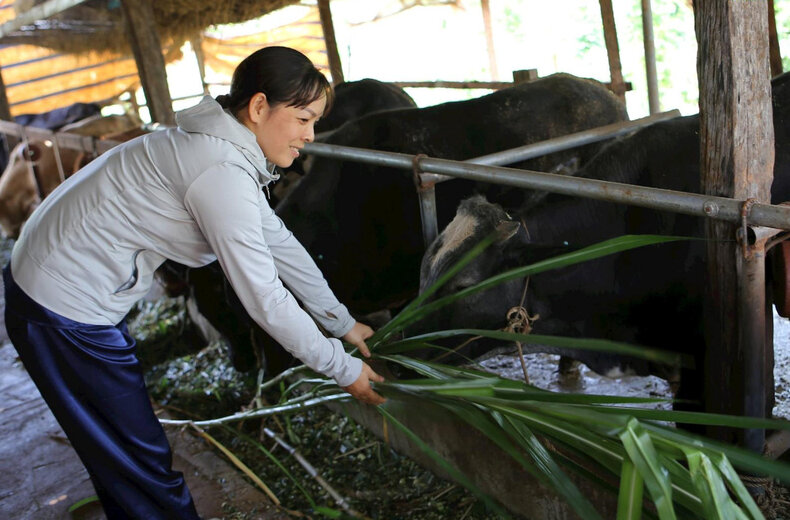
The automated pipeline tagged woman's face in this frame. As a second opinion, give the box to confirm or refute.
[244,92,326,168]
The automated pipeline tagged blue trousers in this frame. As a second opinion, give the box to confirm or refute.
[3,266,199,519]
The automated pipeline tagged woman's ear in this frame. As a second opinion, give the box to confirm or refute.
[246,92,269,123]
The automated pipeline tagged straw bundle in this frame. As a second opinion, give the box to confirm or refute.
[1,0,300,56]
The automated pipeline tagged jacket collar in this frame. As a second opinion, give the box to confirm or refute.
[175,96,279,184]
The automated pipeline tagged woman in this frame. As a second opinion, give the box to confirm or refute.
[4,46,385,518]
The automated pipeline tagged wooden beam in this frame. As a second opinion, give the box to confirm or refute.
[481,0,500,81]
[317,0,344,85]
[768,0,783,76]
[120,0,174,125]
[598,0,627,102]
[695,0,774,450]
[0,0,89,39]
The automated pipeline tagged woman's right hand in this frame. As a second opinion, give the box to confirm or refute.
[342,362,386,405]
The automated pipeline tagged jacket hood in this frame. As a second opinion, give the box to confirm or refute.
[175,96,279,183]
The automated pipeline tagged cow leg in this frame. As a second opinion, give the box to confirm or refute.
[557,355,581,385]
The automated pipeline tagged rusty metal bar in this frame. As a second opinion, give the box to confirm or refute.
[412,154,438,248]
[739,226,778,453]
[302,141,790,232]
[470,110,678,166]
[418,110,680,187]
[0,120,122,154]
[411,111,679,243]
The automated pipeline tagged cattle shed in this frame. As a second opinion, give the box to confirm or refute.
[0,1,789,519]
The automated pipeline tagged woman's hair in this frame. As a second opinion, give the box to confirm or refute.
[215,46,333,117]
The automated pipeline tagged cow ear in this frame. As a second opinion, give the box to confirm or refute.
[495,221,520,243]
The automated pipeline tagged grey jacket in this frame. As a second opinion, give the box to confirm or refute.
[11,96,362,386]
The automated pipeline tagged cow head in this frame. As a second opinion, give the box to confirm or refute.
[406,195,546,363]
[407,195,651,378]
[0,142,42,239]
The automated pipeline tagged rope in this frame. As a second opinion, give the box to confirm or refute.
[439,216,539,383]
[505,216,539,384]
[740,475,790,519]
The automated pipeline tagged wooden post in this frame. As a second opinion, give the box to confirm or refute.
[190,34,210,96]
[768,0,783,77]
[598,0,627,103]
[317,0,344,85]
[512,69,538,84]
[120,0,175,126]
[641,0,660,114]
[695,0,774,451]
[0,65,12,121]
[481,0,500,81]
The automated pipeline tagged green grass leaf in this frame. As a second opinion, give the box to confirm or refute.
[618,419,676,520]
[617,459,644,520]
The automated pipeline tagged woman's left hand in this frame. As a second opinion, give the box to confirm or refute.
[342,321,374,357]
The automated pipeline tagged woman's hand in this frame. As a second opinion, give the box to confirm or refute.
[342,321,374,357]
[341,322,385,404]
[342,362,386,405]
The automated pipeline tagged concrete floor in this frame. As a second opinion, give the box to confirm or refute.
[0,275,291,519]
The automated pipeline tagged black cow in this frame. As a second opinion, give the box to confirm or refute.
[411,71,790,413]
[278,73,628,313]
[273,79,418,203]
[316,78,417,134]
[173,73,629,375]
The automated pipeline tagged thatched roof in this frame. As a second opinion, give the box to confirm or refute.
[0,0,329,116]
[1,0,301,55]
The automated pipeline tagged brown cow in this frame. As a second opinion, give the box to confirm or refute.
[0,113,146,238]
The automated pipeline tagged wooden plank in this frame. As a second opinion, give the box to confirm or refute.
[0,0,89,38]
[317,0,344,84]
[598,0,626,102]
[6,60,138,103]
[120,0,174,125]
[695,0,774,449]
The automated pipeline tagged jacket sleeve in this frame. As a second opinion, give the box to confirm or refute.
[256,196,356,338]
[183,164,362,387]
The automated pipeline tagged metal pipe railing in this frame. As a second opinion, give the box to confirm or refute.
[470,110,678,165]
[302,142,790,232]
[413,110,681,185]
[0,120,124,155]
[308,111,683,245]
